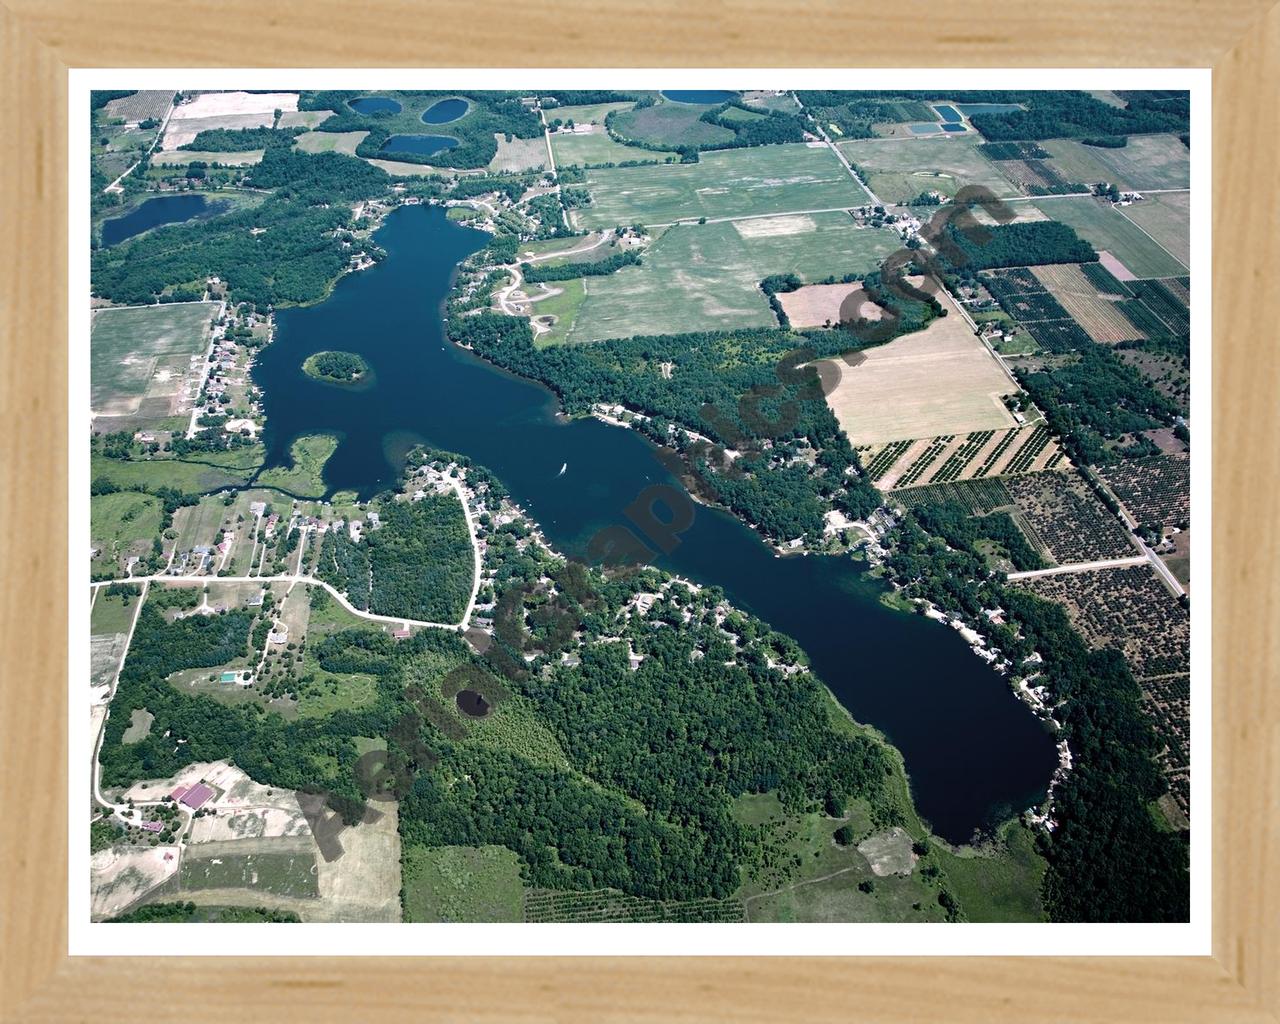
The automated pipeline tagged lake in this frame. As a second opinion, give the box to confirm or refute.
[251,204,1057,844]
[349,96,402,115]
[380,134,459,156]
[662,90,738,105]
[100,194,229,247]
[422,98,469,124]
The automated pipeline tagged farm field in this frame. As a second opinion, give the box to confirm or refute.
[823,287,1017,446]
[1030,263,1146,343]
[547,100,633,125]
[1031,196,1187,279]
[564,214,899,343]
[528,278,586,347]
[573,144,866,229]
[90,302,217,427]
[294,130,368,155]
[777,282,874,328]
[278,109,334,129]
[550,128,675,167]
[1006,470,1136,564]
[91,491,162,575]
[1042,134,1190,191]
[488,134,547,171]
[837,136,1018,204]
[609,99,735,150]
[152,149,264,166]
[864,423,1065,491]
[162,91,297,150]
[101,91,173,123]
[1116,191,1191,269]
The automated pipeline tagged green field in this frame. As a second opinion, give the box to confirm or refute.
[610,99,735,150]
[256,433,339,498]
[91,302,217,421]
[1042,134,1190,191]
[931,820,1048,922]
[91,491,162,568]
[1031,196,1187,277]
[837,136,1018,205]
[294,130,368,155]
[90,448,263,494]
[574,144,867,229]
[487,134,547,172]
[151,149,264,167]
[1116,191,1191,270]
[401,844,524,922]
[550,129,675,168]
[91,592,138,635]
[180,844,319,898]
[547,101,633,125]
[529,277,586,348]
[559,213,899,343]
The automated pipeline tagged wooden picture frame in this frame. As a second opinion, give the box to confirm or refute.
[2,2,1276,1019]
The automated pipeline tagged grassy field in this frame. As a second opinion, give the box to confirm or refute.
[550,128,676,168]
[180,840,319,898]
[294,130,368,156]
[172,493,233,552]
[547,101,633,125]
[1116,191,1191,270]
[256,433,339,498]
[278,109,334,129]
[574,144,866,229]
[488,134,547,172]
[91,592,138,635]
[931,820,1048,922]
[837,136,1018,205]
[91,491,162,569]
[91,302,217,421]
[90,448,263,494]
[1042,134,1189,191]
[529,277,586,347]
[610,100,735,150]
[1031,196,1187,278]
[152,149,264,166]
[823,287,1017,445]
[562,214,900,343]
[401,845,524,922]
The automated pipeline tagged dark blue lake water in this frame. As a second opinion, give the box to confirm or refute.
[956,103,1024,116]
[662,90,739,105]
[422,98,469,124]
[934,104,963,123]
[101,194,228,247]
[380,134,459,156]
[349,96,402,115]
[250,204,1057,843]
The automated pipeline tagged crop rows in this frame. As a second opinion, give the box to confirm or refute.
[891,477,1014,515]
[980,141,1051,161]
[1081,260,1133,297]
[1003,426,1051,475]
[863,439,914,482]
[523,888,745,923]
[894,435,955,488]
[972,428,1021,478]
[930,430,996,484]
[1129,279,1189,335]
[1117,298,1172,337]
[980,267,1044,302]
[1026,319,1092,353]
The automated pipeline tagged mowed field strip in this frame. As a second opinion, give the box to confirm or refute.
[555,214,900,344]
[1031,196,1187,278]
[1115,191,1191,269]
[1041,134,1190,192]
[836,136,1019,205]
[1030,263,1145,343]
[90,302,218,417]
[572,144,867,229]
[823,286,1017,446]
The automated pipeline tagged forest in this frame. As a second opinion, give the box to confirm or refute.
[315,493,473,623]
[306,350,367,382]
[945,220,1096,271]
[179,126,303,152]
[91,148,391,307]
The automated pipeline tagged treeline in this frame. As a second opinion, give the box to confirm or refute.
[181,126,302,152]
[946,220,1096,270]
[911,500,1046,572]
[520,249,640,283]
[795,93,934,139]
[1015,345,1180,465]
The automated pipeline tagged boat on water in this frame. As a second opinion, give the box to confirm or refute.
[557,462,567,477]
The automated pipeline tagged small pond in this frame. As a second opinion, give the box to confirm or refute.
[956,103,1024,116]
[942,123,968,133]
[349,96,402,115]
[379,134,460,156]
[455,690,492,718]
[933,104,963,123]
[421,97,469,124]
[908,123,941,135]
[100,194,229,247]
[661,90,738,105]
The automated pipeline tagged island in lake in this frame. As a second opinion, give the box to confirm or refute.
[302,349,369,384]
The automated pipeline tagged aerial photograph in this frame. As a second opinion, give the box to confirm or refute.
[86,86,1193,926]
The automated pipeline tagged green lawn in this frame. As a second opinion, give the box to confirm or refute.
[256,433,339,498]
[837,136,1018,205]
[574,144,867,229]
[561,213,899,343]
[1031,196,1187,277]
[401,844,525,922]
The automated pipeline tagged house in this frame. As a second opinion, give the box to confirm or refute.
[177,783,215,810]
[249,501,266,517]
[268,624,289,644]
[138,820,164,833]
[246,590,265,607]
[392,628,411,640]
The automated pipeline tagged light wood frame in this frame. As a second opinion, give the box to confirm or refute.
[2,3,1277,1020]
